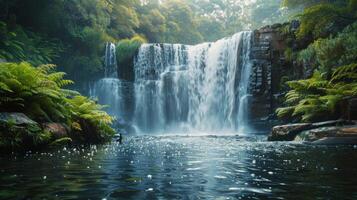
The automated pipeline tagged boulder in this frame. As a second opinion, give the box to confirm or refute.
[42,123,69,139]
[268,120,355,141]
[0,113,43,149]
[294,127,340,142]
[268,123,312,141]
[0,112,38,126]
[295,125,357,144]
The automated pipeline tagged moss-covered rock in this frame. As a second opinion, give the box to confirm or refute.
[0,112,51,150]
[42,123,70,139]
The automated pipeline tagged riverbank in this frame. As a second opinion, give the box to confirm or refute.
[0,112,115,152]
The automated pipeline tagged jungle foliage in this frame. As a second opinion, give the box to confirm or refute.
[284,0,357,39]
[277,19,357,122]
[0,62,115,148]
[0,0,290,81]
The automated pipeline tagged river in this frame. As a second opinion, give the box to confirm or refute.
[1,135,357,199]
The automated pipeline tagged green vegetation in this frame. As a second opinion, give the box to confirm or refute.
[0,22,62,66]
[0,62,115,150]
[0,0,291,81]
[116,36,146,69]
[283,0,357,39]
[277,9,357,123]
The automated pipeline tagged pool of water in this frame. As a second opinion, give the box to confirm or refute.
[1,135,357,199]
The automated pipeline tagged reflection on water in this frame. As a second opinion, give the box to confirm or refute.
[1,135,357,199]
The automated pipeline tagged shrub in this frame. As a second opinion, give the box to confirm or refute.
[116,35,146,67]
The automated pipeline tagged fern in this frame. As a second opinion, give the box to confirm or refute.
[0,62,115,140]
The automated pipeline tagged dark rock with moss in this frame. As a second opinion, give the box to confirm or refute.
[0,113,49,150]
[268,123,312,141]
[0,112,38,126]
[42,123,70,139]
[268,120,357,143]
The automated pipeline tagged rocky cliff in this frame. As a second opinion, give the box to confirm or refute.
[247,21,306,129]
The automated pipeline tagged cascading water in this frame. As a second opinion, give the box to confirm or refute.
[133,31,253,133]
[104,42,118,78]
[89,42,129,122]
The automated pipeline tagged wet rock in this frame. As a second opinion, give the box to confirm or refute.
[269,120,355,141]
[0,112,38,126]
[295,127,340,142]
[312,120,350,127]
[312,137,357,145]
[268,123,312,141]
[49,137,73,146]
[0,113,43,149]
[295,125,357,144]
[42,123,69,139]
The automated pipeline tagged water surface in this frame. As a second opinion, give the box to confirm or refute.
[1,135,357,199]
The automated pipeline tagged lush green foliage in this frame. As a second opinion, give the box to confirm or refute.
[284,0,357,39]
[277,22,357,122]
[116,36,146,67]
[277,65,357,122]
[0,22,61,65]
[0,0,291,81]
[0,62,115,145]
[298,22,357,77]
[67,96,115,142]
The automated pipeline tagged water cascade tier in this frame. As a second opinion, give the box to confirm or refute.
[90,43,134,124]
[89,31,259,134]
[133,31,253,133]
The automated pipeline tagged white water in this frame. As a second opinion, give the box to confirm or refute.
[133,31,253,134]
[104,42,117,78]
[90,42,127,122]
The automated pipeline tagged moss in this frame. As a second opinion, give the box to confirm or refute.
[49,137,73,147]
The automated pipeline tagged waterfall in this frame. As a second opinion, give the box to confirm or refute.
[133,31,253,133]
[104,42,117,78]
[89,42,129,123]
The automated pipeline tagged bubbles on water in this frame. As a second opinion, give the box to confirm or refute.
[214,175,227,179]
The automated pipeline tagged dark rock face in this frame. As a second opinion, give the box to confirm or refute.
[248,25,288,128]
[248,22,315,130]
[348,99,357,120]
